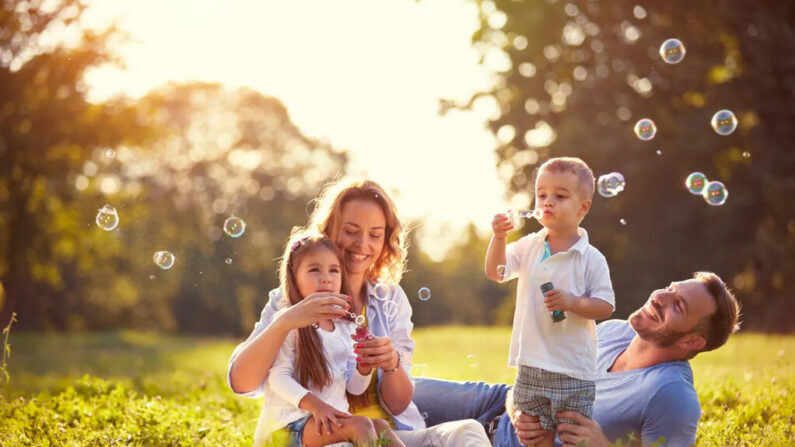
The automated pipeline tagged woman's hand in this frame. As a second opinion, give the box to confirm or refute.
[556,411,610,447]
[273,292,351,330]
[351,334,399,371]
[510,410,549,446]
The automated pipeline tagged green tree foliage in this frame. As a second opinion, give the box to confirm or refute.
[0,1,347,332]
[0,0,157,329]
[456,0,795,331]
[404,224,513,326]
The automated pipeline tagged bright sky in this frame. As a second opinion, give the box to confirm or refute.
[83,0,513,258]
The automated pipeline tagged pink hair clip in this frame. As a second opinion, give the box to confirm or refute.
[291,236,309,251]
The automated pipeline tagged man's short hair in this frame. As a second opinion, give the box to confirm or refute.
[691,271,741,355]
[537,157,595,199]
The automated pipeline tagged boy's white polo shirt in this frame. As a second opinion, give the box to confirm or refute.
[501,227,615,381]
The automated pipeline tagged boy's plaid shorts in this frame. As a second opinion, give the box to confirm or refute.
[512,365,595,431]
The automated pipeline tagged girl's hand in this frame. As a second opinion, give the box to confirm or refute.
[301,394,351,436]
[351,334,399,371]
[492,213,514,239]
[274,292,352,330]
[543,288,575,312]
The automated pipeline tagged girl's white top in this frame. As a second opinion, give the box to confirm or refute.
[253,314,371,446]
[230,282,426,434]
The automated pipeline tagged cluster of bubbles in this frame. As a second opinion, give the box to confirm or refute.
[631,39,737,141]
[597,172,626,198]
[505,208,543,228]
[95,205,119,231]
[153,251,176,270]
[635,109,736,141]
[223,216,246,238]
[96,209,248,271]
[685,172,729,206]
[372,283,400,318]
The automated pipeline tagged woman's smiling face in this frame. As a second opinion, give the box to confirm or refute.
[334,199,386,277]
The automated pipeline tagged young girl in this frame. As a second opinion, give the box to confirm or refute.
[254,232,406,447]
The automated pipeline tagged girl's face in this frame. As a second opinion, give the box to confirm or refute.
[334,199,386,277]
[294,248,343,298]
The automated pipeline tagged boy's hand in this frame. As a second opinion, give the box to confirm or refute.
[543,288,576,312]
[491,213,514,239]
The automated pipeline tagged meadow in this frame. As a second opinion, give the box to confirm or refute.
[0,327,792,446]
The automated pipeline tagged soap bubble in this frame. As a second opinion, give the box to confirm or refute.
[711,109,738,136]
[685,172,708,195]
[496,265,507,278]
[373,283,389,301]
[467,354,478,368]
[105,149,116,159]
[702,181,729,206]
[597,172,626,198]
[634,118,657,141]
[418,287,432,302]
[620,218,627,225]
[153,251,176,270]
[225,258,232,265]
[149,275,155,280]
[742,151,751,159]
[223,216,246,238]
[659,38,686,64]
[383,300,398,319]
[95,205,119,231]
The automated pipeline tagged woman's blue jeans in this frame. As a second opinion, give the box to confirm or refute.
[412,378,524,447]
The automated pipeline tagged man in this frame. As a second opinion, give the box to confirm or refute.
[413,272,740,446]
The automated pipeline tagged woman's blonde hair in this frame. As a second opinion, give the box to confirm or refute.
[278,230,352,389]
[308,177,409,285]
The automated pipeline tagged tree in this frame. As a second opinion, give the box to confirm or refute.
[0,0,156,328]
[457,0,795,331]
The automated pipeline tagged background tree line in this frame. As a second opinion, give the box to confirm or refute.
[1,0,792,335]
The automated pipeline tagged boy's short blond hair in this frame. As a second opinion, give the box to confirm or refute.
[537,157,595,200]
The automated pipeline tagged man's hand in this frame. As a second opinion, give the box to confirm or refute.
[510,410,551,446]
[556,411,610,447]
[543,288,576,312]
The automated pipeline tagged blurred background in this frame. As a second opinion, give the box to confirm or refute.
[1,0,793,337]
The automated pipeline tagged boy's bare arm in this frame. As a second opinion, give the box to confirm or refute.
[485,213,512,281]
[543,289,614,320]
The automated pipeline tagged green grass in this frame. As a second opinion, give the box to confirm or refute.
[1,327,793,446]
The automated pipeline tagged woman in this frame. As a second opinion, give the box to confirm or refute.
[228,178,489,446]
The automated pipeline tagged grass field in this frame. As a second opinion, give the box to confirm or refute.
[1,327,793,446]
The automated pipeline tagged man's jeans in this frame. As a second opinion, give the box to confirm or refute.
[413,378,524,447]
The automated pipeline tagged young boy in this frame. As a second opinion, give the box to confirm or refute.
[485,157,615,447]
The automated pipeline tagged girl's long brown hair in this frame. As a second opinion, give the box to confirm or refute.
[279,231,352,389]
